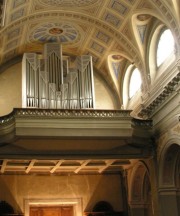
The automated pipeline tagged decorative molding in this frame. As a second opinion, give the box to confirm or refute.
[13,108,132,119]
[39,0,98,7]
[131,118,153,127]
[0,109,133,135]
[138,70,180,119]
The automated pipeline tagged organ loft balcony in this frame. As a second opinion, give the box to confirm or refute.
[0,108,153,161]
[0,43,154,171]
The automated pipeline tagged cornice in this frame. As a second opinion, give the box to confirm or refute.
[138,62,180,119]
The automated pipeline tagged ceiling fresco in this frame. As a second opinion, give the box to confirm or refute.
[0,0,179,102]
[30,22,80,44]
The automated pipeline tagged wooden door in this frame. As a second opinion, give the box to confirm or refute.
[30,206,73,216]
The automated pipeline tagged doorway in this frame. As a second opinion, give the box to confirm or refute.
[30,206,73,216]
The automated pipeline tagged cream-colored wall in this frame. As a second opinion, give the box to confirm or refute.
[0,63,115,117]
[94,75,115,109]
[0,62,22,116]
[0,174,123,214]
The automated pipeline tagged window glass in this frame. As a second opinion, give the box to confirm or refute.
[129,68,141,98]
[157,29,174,67]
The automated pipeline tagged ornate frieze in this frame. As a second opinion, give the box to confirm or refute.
[13,108,132,119]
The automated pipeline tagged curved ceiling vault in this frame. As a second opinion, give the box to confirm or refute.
[0,0,179,105]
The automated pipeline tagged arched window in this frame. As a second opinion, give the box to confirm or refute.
[156,29,175,67]
[129,68,142,98]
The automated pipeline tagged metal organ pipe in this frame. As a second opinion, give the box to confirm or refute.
[22,43,95,109]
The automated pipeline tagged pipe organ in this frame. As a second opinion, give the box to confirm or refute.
[22,43,95,109]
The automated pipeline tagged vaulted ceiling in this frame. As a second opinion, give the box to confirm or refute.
[0,0,179,103]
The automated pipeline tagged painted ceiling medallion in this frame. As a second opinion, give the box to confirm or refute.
[137,14,151,21]
[30,23,79,43]
[49,28,64,35]
[112,55,123,61]
[39,0,98,7]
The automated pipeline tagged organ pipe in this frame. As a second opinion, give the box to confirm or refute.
[22,43,95,109]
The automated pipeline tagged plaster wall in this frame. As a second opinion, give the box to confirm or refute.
[94,74,116,109]
[0,62,22,116]
[0,174,123,214]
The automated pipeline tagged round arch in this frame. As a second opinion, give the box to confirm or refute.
[158,137,180,187]
[128,161,153,216]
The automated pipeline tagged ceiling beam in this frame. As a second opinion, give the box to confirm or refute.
[25,159,36,174]
[74,160,91,174]
[0,159,8,173]
[50,160,64,174]
[98,160,116,173]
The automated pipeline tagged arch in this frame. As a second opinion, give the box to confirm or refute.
[129,161,153,216]
[122,64,134,109]
[149,25,176,83]
[129,68,142,99]
[159,138,180,187]
[122,65,142,109]
[0,200,14,214]
[93,201,114,212]
[156,29,175,67]
[158,138,180,216]
[129,161,149,202]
